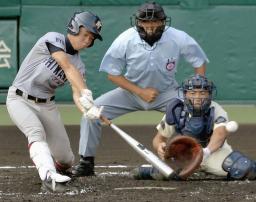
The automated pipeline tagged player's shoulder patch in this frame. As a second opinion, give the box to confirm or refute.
[215,116,227,124]
[55,36,65,46]
[45,32,65,48]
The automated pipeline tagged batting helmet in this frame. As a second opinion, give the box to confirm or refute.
[67,11,102,41]
[181,74,216,116]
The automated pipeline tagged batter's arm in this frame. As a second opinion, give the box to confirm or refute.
[52,51,87,93]
[194,63,206,76]
[108,74,159,103]
[205,126,228,154]
[72,85,85,113]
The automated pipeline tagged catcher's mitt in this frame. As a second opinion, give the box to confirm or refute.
[164,135,203,180]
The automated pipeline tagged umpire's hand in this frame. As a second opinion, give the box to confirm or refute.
[138,87,159,103]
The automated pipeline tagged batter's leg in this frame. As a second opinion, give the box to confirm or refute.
[39,103,74,173]
[6,88,70,183]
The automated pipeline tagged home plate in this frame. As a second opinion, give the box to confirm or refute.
[114,187,176,191]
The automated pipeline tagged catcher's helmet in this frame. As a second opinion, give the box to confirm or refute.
[182,74,216,116]
[67,11,102,41]
[135,1,167,21]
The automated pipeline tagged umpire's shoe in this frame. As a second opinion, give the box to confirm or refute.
[130,165,166,180]
[71,156,95,177]
[41,172,74,193]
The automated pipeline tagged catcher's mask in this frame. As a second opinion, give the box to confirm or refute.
[181,74,216,116]
[130,2,170,46]
[67,11,102,46]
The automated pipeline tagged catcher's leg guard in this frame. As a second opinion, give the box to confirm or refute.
[71,156,95,177]
[222,151,256,180]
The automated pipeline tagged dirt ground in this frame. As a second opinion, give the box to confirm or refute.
[0,124,256,202]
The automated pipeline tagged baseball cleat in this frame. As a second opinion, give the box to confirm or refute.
[130,165,166,180]
[41,173,75,193]
[50,172,71,183]
[71,157,95,177]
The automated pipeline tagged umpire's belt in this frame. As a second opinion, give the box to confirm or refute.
[15,89,55,103]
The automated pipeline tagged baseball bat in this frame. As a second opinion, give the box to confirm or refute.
[100,115,175,178]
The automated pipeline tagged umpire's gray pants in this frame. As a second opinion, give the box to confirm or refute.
[79,87,178,157]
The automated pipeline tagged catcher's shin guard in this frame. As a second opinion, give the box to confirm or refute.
[71,156,95,177]
[222,151,256,180]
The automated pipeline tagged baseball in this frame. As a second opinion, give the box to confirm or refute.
[225,121,239,133]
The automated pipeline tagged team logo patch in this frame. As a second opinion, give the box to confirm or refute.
[166,58,176,71]
[95,20,102,31]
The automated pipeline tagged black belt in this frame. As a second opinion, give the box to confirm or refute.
[15,89,55,103]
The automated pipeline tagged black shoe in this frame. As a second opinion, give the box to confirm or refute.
[71,156,95,177]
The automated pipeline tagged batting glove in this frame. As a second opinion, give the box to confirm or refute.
[79,89,94,111]
[202,147,211,161]
[84,106,104,120]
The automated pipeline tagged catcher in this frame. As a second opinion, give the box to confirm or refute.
[132,74,256,180]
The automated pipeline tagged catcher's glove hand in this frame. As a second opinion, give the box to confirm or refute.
[164,135,203,180]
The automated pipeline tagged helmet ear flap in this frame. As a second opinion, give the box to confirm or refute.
[67,15,79,35]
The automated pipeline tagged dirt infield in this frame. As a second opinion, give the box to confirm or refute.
[0,124,256,201]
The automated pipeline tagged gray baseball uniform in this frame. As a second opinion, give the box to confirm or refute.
[6,32,85,169]
[79,26,209,157]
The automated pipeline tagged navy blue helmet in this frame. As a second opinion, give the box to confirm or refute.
[182,74,216,116]
[67,11,102,41]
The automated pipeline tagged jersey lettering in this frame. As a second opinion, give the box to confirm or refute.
[45,57,58,70]
[45,57,67,84]
[56,37,65,46]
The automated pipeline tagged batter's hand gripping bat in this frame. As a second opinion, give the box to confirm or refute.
[100,115,175,178]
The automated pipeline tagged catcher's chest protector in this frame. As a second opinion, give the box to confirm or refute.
[166,98,215,147]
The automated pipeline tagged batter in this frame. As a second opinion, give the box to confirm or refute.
[6,11,103,192]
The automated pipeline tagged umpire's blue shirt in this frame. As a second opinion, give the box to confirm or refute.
[99,26,209,93]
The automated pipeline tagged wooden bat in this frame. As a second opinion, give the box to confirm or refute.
[100,115,175,178]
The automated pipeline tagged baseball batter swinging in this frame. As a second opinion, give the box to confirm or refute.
[6,11,103,192]
[72,2,209,176]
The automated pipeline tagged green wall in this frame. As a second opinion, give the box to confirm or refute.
[0,0,256,103]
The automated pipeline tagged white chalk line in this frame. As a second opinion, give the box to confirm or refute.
[114,187,176,191]
[0,165,148,178]
[0,164,145,169]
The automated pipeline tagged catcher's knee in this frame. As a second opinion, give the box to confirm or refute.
[222,151,256,180]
